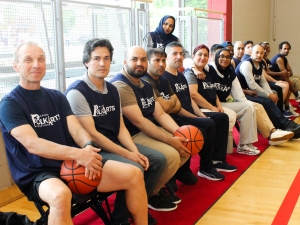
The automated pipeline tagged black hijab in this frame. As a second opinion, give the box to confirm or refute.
[214,48,232,78]
[154,15,178,45]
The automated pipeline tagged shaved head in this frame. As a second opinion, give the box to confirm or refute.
[124,46,148,78]
[233,41,244,59]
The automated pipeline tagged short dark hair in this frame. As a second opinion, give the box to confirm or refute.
[165,41,183,54]
[210,44,223,55]
[279,41,291,50]
[82,38,114,69]
[244,40,253,47]
[147,48,166,60]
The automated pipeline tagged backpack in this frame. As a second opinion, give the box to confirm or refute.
[0,211,33,225]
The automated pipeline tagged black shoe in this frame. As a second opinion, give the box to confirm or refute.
[148,212,157,225]
[175,168,198,185]
[197,167,225,181]
[285,121,300,137]
[162,186,181,204]
[148,188,177,211]
[213,161,237,172]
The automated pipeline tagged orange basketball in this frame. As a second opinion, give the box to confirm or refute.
[60,160,102,194]
[174,125,204,156]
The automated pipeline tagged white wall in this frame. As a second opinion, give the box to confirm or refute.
[232,0,271,43]
[232,0,300,75]
[269,0,300,75]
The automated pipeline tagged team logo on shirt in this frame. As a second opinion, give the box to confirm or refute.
[174,83,187,92]
[160,92,170,100]
[202,82,215,89]
[214,83,231,92]
[93,105,115,116]
[31,114,60,127]
[254,75,261,81]
[140,97,155,109]
[157,43,164,50]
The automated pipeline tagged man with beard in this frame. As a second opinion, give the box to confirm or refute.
[270,41,300,103]
[236,44,300,139]
[142,47,236,186]
[110,46,189,212]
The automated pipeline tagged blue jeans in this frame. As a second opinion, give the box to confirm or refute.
[111,143,166,223]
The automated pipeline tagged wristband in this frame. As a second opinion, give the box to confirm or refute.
[84,141,98,148]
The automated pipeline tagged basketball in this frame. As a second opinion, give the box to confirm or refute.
[174,125,204,156]
[60,160,102,194]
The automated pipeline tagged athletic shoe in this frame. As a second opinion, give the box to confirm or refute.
[148,188,177,211]
[285,121,300,138]
[290,108,299,117]
[295,91,300,102]
[283,110,293,118]
[269,129,294,145]
[237,144,260,156]
[175,168,198,185]
[162,186,181,204]
[197,168,225,181]
[213,161,237,172]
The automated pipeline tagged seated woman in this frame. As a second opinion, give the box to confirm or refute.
[183,45,293,155]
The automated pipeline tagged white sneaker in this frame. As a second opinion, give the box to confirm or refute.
[295,92,300,102]
[269,129,294,145]
[237,144,260,156]
[290,108,299,117]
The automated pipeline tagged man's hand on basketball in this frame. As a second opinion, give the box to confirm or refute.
[169,136,190,157]
[76,145,103,179]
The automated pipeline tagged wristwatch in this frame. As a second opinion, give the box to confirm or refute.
[84,141,99,148]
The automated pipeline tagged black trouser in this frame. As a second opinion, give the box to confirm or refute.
[268,82,284,113]
[174,112,229,172]
[246,95,290,130]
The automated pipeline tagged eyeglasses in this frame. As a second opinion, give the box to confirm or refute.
[219,55,231,60]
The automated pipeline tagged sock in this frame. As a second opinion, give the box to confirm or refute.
[285,105,290,111]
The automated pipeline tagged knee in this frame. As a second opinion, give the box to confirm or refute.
[47,186,72,209]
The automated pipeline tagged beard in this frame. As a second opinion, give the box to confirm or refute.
[126,65,147,78]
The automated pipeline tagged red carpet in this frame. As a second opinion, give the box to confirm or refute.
[73,129,270,225]
[73,100,300,225]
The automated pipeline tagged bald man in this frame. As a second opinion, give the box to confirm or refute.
[231,41,244,69]
[236,44,300,138]
[110,46,190,212]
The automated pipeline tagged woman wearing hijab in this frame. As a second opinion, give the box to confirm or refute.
[142,15,190,58]
[186,47,260,155]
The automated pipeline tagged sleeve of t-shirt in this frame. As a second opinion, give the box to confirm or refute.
[184,69,198,85]
[142,78,162,98]
[66,89,92,117]
[111,81,138,107]
[0,98,30,133]
[59,94,74,117]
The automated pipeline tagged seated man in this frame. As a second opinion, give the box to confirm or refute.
[241,40,253,62]
[65,38,166,225]
[142,47,236,182]
[270,41,300,106]
[184,44,293,147]
[231,41,244,69]
[260,42,292,116]
[236,44,300,139]
[0,42,148,225]
[110,46,190,211]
